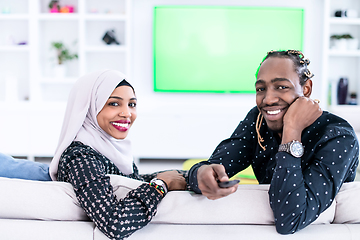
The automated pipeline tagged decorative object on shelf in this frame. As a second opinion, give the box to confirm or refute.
[334,9,358,18]
[330,34,347,50]
[60,5,74,13]
[349,92,357,105]
[337,77,348,105]
[51,41,78,78]
[330,34,358,50]
[51,41,78,65]
[102,30,120,45]
[49,0,74,13]
[49,0,60,13]
[6,35,27,46]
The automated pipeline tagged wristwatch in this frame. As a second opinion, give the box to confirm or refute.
[278,140,304,158]
[150,178,168,195]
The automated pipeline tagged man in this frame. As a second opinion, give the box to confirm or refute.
[188,50,359,234]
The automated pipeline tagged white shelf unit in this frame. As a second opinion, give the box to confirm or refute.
[0,0,131,161]
[322,0,360,130]
[0,0,131,104]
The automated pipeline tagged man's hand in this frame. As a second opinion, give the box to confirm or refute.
[156,170,186,191]
[282,97,323,143]
[197,164,238,200]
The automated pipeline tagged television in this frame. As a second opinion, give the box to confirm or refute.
[153,6,304,93]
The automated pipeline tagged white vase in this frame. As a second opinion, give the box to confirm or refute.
[54,64,66,78]
[332,39,348,50]
[347,38,359,50]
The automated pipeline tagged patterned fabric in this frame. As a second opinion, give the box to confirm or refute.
[57,141,162,240]
[188,106,359,234]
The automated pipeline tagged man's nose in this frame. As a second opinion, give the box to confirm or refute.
[263,89,279,105]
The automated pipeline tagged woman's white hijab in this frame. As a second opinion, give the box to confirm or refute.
[49,69,134,180]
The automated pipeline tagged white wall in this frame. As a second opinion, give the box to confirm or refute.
[129,0,325,159]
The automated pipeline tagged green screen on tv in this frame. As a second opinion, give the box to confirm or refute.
[153,6,304,93]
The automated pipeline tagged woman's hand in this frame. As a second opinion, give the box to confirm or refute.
[156,170,186,191]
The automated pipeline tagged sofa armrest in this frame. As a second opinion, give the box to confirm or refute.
[334,182,360,224]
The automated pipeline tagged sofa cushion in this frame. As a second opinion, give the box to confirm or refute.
[333,182,360,224]
[153,184,274,224]
[152,184,335,225]
[0,177,88,221]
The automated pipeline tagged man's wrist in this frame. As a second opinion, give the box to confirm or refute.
[281,126,302,144]
[190,165,204,194]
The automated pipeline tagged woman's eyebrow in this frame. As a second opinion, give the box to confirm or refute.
[109,96,123,100]
[109,96,137,101]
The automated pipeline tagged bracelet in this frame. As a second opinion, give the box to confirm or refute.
[149,182,166,196]
[149,178,168,196]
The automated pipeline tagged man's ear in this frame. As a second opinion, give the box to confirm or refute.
[303,79,312,97]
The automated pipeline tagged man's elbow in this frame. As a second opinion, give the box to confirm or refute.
[275,221,302,235]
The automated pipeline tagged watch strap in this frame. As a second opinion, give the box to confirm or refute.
[278,141,291,152]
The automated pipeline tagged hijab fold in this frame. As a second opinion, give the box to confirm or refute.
[49,70,134,180]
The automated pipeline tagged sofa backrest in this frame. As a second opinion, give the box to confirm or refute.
[0,176,359,225]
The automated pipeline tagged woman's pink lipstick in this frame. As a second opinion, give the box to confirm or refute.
[111,120,131,132]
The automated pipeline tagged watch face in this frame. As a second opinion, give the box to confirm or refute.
[154,179,163,185]
[290,142,304,157]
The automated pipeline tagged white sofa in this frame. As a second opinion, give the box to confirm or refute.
[0,175,360,240]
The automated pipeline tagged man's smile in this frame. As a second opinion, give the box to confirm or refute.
[266,109,281,115]
[261,106,287,122]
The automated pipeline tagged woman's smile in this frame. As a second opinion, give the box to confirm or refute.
[111,120,131,132]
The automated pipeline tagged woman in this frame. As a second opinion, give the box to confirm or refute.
[49,70,186,239]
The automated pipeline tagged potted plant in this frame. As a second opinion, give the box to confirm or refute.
[330,34,358,50]
[330,34,347,50]
[51,41,78,78]
[49,0,60,13]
